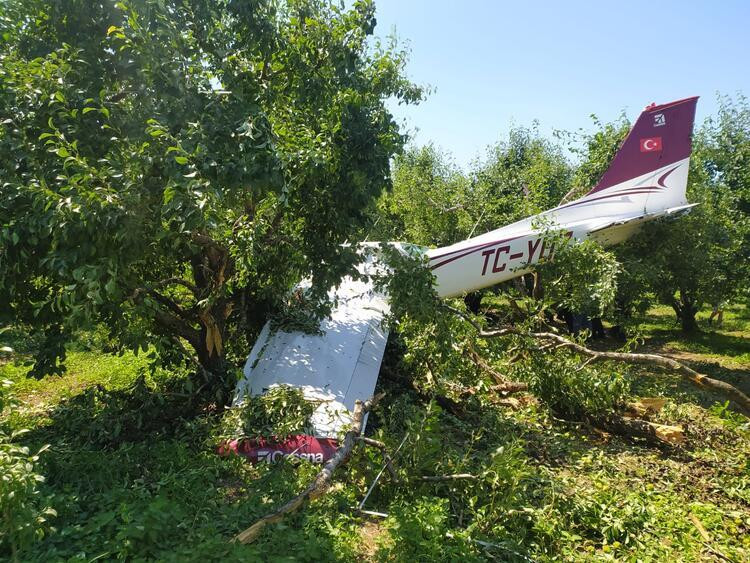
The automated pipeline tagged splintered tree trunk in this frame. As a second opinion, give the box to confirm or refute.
[196,343,228,379]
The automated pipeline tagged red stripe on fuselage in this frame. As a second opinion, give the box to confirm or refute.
[429,235,523,270]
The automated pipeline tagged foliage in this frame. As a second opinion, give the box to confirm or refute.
[535,230,621,318]
[560,112,630,201]
[702,94,750,215]
[373,243,439,325]
[513,353,630,420]
[378,497,480,561]
[471,126,572,229]
[372,126,572,247]
[44,370,202,448]
[0,0,421,383]
[371,145,470,247]
[214,385,316,443]
[0,381,55,560]
[625,179,748,332]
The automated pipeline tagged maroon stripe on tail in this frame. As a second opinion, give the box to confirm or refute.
[556,187,662,211]
[587,97,698,195]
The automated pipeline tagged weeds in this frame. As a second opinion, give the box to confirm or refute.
[1,305,749,560]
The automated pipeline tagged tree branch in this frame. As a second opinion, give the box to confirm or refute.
[420,473,477,482]
[356,437,400,483]
[153,309,201,350]
[153,277,200,296]
[446,306,750,417]
[233,393,385,544]
[475,325,750,417]
[463,342,529,392]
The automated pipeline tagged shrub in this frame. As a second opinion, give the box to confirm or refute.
[0,381,55,560]
[515,354,630,420]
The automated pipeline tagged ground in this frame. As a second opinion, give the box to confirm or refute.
[1,305,748,561]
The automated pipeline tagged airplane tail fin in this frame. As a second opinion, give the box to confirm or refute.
[585,97,698,208]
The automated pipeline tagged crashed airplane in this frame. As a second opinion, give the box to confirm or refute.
[229,97,699,463]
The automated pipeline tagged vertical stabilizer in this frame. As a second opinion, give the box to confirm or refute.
[586,97,698,205]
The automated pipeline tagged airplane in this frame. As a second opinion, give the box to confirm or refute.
[226,97,699,463]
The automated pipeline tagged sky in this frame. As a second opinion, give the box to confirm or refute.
[373,0,750,168]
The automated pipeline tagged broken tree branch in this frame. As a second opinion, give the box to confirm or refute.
[526,331,750,418]
[420,473,478,482]
[591,414,684,447]
[356,437,400,483]
[445,307,750,417]
[233,393,385,544]
[464,342,529,392]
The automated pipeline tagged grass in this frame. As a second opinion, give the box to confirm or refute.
[1,307,749,561]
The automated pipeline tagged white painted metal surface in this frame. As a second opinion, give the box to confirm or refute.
[235,250,391,437]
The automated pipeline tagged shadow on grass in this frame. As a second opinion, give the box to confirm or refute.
[23,375,214,450]
[642,327,750,359]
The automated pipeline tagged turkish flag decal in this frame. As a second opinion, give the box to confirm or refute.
[640,137,662,152]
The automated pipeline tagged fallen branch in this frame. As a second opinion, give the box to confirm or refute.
[233,393,384,544]
[526,331,750,418]
[356,437,400,483]
[452,313,750,417]
[464,343,529,393]
[591,414,684,447]
[420,473,478,482]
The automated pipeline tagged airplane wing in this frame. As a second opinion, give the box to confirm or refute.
[231,252,390,462]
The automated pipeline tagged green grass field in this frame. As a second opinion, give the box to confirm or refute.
[1,305,749,561]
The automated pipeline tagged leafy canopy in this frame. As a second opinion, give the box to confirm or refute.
[0,0,421,381]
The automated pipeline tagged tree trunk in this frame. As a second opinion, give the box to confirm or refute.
[670,292,698,333]
[680,309,698,333]
[196,344,227,378]
[678,290,698,333]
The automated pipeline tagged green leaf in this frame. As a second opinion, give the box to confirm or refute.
[174,156,188,165]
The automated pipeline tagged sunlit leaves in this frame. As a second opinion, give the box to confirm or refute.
[0,0,419,377]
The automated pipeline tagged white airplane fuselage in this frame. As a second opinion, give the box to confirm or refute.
[427,157,692,297]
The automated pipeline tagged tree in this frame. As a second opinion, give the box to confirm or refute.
[371,144,470,247]
[0,0,421,384]
[620,107,750,332]
[373,127,573,247]
[566,107,749,332]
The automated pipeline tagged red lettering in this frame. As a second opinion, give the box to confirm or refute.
[481,249,494,275]
[492,246,510,273]
[527,239,541,262]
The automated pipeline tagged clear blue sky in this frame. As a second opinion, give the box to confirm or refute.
[373,0,750,168]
